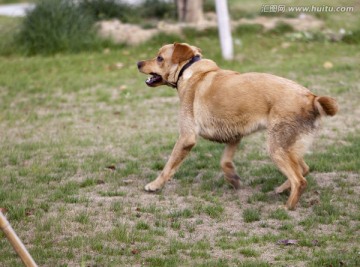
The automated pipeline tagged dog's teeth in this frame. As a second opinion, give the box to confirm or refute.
[146,77,152,82]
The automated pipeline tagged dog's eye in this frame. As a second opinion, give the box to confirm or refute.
[157,56,164,62]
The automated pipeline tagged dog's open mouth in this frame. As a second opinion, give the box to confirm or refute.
[146,73,162,86]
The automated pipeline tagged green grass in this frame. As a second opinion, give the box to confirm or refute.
[79,0,176,23]
[0,0,177,56]
[308,133,360,172]
[0,1,360,266]
[16,0,102,55]
[243,208,261,223]
[0,0,31,3]
[269,209,291,220]
[239,248,260,258]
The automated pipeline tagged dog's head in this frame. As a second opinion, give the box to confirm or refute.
[137,42,202,87]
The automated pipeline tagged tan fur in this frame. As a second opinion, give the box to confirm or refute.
[137,43,338,210]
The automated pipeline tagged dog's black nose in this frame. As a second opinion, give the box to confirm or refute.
[137,61,144,69]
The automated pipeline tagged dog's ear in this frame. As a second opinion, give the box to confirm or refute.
[192,46,202,55]
[172,43,195,64]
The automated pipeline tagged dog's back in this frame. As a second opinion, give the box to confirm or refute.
[191,67,337,142]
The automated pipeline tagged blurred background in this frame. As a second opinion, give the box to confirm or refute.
[0,0,359,55]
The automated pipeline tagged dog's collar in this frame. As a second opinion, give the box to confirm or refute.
[166,55,201,89]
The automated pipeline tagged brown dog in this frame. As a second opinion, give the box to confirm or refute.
[137,42,338,209]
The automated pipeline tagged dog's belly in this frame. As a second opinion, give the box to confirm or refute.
[195,114,267,143]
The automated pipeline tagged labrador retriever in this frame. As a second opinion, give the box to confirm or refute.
[137,42,338,209]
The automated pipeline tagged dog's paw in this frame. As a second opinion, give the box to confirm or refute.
[144,181,162,192]
[277,204,288,210]
[275,181,291,194]
[274,187,284,194]
[225,174,241,190]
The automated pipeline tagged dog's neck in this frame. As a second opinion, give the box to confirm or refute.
[166,55,201,89]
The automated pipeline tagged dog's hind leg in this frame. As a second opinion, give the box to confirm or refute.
[270,149,307,209]
[275,157,309,194]
[268,113,317,208]
[221,139,241,189]
[275,159,310,194]
[299,158,310,176]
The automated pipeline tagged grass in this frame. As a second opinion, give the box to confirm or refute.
[243,208,261,223]
[269,209,291,220]
[16,0,102,55]
[0,0,360,266]
[79,0,176,23]
[0,0,31,3]
[1,0,177,55]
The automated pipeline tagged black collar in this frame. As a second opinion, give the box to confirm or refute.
[167,55,201,89]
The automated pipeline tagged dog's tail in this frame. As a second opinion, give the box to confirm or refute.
[314,96,338,116]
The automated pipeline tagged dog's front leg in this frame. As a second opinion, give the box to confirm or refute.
[144,133,196,192]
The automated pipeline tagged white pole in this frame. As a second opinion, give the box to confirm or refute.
[215,0,234,60]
